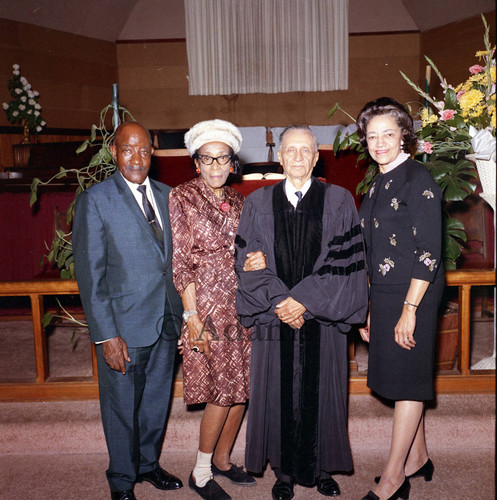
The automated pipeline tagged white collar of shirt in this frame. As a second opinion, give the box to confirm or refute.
[120,172,163,229]
[380,151,410,174]
[285,178,312,208]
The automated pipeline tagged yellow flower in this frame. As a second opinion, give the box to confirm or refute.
[420,107,438,127]
[490,104,496,128]
[490,66,496,83]
[459,89,485,116]
[469,104,484,118]
[475,50,492,57]
[469,72,487,85]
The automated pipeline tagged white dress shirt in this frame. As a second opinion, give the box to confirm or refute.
[120,172,163,229]
[284,178,312,208]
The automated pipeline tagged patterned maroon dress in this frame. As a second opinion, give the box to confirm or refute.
[169,176,251,406]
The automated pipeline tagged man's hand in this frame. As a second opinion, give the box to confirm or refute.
[275,297,306,328]
[243,251,266,271]
[102,336,131,374]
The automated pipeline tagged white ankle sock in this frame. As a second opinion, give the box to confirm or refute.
[192,450,213,487]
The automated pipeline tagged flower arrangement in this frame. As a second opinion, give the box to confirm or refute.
[401,13,495,190]
[2,64,46,139]
[328,14,495,269]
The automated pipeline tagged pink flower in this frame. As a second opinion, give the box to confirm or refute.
[439,109,455,121]
[423,142,433,154]
[424,258,432,266]
[384,264,390,272]
[469,64,483,75]
[456,90,466,101]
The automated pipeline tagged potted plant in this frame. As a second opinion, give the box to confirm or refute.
[3,64,46,144]
[29,105,134,278]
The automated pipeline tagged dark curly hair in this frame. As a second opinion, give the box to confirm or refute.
[356,97,417,154]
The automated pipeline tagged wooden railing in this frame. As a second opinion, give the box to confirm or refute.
[0,270,495,400]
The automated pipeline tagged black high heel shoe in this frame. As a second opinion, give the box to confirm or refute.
[361,477,410,500]
[374,459,434,484]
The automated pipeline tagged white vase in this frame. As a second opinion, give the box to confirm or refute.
[466,153,496,211]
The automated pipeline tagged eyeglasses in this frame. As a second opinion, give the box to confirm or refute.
[197,154,232,165]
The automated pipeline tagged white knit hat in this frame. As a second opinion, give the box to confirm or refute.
[184,119,242,156]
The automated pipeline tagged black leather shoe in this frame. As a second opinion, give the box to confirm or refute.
[316,476,340,496]
[272,479,294,500]
[111,490,136,500]
[137,466,183,490]
[362,477,410,500]
[188,472,231,500]
[374,459,434,484]
[212,463,255,486]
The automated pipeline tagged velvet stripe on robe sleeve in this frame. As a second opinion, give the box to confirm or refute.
[290,187,369,330]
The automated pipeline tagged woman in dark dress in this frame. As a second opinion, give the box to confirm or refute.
[357,98,444,500]
[169,119,265,500]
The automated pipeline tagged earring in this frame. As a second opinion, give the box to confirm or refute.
[196,167,201,173]
[230,166,234,173]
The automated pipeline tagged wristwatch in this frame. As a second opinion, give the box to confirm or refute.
[182,310,198,322]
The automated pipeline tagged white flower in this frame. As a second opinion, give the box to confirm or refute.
[36,125,42,132]
[13,64,20,70]
[2,103,8,110]
[35,103,41,110]
[13,70,19,76]
[434,100,444,111]
[20,96,27,102]
[15,88,22,94]
[27,109,32,114]
[19,104,25,110]
[34,110,40,116]
[28,99,35,106]
[33,91,39,97]
[12,111,19,116]
[23,83,31,90]
[20,76,27,85]
[41,120,46,126]
[27,90,34,98]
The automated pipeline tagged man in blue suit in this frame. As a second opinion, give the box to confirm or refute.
[73,122,184,500]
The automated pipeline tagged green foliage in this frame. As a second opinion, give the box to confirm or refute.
[30,105,135,278]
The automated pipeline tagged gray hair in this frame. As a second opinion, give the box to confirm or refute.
[279,125,319,152]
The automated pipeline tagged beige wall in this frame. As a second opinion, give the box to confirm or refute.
[0,11,494,134]
[117,32,421,130]
[0,18,118,130]
[421,12,496,102]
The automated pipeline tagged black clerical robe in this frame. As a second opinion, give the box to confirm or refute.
[235,178,368,484]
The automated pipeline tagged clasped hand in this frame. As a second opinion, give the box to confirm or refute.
[275,297,306,329]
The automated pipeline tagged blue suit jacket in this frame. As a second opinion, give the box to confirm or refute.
[73,172,183,347]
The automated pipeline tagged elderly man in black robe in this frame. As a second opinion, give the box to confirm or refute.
[234,125,369,500]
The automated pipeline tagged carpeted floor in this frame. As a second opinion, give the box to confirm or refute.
[1,393,494,499]
[1,449,494,500]
[0,317,495,499]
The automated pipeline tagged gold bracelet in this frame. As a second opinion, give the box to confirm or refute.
[404,300,418,308]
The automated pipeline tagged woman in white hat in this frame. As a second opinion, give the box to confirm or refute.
[169,119,265,500]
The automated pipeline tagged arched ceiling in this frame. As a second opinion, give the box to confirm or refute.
[0,0,494,42]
